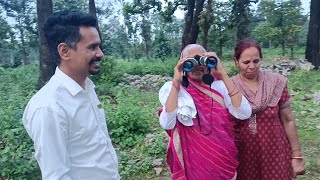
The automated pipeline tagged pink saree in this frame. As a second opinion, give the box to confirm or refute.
[164,79,238,180]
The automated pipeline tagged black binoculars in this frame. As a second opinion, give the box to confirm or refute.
[183,55,218,72]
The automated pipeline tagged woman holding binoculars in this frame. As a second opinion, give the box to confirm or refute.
[158,44,252,180]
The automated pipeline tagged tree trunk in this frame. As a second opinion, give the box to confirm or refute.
[305,0,320,70]
[19,27,29,65]
[181,0,195,50]
[89,0,99,30]
[218,43,223,57]
[37,0,54,89]
[269,39,272,49]
[281,39,285,56]
[233,0,250,41]
[89,0,104,50]
[189,0,205,44]
[201,0,212,50]
[311,25,320,69]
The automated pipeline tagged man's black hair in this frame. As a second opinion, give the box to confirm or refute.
[43,10,97,64]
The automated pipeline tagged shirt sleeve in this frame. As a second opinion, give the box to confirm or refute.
[212,81,252,120]
[278,86,292,109]
[159,107,178,130]
[24,106,72,180]
[158,82,196,130]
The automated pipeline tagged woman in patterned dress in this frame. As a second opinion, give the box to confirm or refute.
[231,39,305,179]
[158,44,252,180]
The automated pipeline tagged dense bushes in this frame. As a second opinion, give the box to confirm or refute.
[100,87,160,148]
[0,65,40,179]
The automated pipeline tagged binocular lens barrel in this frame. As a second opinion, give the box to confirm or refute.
[183,56,217,72]
[183,58,198,72]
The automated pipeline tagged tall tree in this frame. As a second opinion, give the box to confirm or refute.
[153,30,172,59]
[200,0,212,50]
[231,0,257,41]
[88,0,104,50]
[0,16,11,49]
[140,12,152,58]
[152,13,183,57]
[182,0,205,49]
[124,0,205,50]
[207,1,234,56]
[258,0,304,56]
[37,0,54,89]
[305,0,320,69]
[0,15,12,66]
[89,0,98,20]
[0,0,37,65]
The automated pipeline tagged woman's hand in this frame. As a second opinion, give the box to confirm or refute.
[292,158,305,178]
[203,52,227,79]
[173,58,184,84]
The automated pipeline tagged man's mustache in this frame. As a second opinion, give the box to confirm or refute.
[89,58,102,65]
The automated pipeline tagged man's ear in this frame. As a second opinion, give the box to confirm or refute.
[58,43,70,61]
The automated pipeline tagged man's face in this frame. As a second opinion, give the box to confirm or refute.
[69,26,104,77]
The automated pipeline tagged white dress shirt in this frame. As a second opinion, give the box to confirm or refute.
[159,81,252,130]
[22,67,120,180]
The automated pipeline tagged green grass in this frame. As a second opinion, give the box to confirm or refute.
[288,70,320,180]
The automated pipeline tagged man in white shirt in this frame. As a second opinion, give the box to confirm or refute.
[22,10,120,180]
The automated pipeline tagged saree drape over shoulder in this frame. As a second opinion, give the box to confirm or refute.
[165,79,238,180]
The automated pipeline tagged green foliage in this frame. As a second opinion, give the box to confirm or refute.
[0,15,11,48]
[206,1,235,56]
[230,0,256,40]
[0,0,38,66]
[101,23,131,58]
[151,14,182,57]
[93,56,121,95]
[254,0,306,54]
[153,30,172,59]
[0,65,40,179]
[262,47,305,59]
[287,70,320,179]
[53,0,87,12]
[100,87,160,148]
[123,1,183,59]
[118,131,168,179]
[113,58,176,77]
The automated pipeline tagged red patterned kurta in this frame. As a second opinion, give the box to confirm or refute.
[234,86,292,180]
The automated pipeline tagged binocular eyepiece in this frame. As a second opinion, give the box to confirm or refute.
[183,55,218,72]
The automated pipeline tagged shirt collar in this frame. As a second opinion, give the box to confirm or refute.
[54,67,95,96]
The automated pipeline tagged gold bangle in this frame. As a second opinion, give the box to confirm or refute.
[291,157,303,159]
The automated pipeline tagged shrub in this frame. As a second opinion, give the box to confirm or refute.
[100,87,160,148]
[0,65,41,179]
